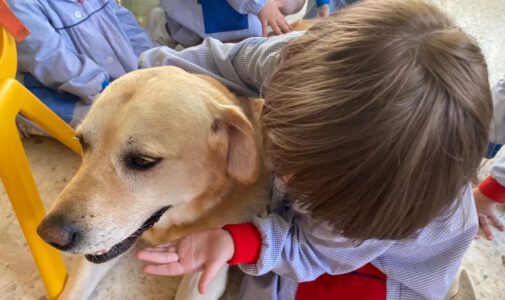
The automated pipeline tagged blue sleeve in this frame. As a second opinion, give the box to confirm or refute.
[239,212,394,281]
[112,2,155,56]
[10,0,108,103]
[139,32,303,97]
[316,0,331,7]
[226,0,267,14]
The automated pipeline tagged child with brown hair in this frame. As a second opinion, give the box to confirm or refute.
[137,0,492,298]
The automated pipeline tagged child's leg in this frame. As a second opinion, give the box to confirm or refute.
[276,0,306,15]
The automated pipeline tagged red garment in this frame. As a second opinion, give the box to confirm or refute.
[479,176,505,203]
[0,0,30,42]
[223,223,387,299]
[296,264,386,300]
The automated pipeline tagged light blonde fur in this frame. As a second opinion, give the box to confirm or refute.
[43,67,270,299]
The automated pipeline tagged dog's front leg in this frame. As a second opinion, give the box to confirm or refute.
[175,264,229,300]
[59,256,120,300]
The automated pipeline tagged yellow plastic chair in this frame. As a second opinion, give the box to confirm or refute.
[0,25,81,299]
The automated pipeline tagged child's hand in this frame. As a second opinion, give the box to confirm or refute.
[473,188,505,240]
[137,229,234,294]
[317,4,330,17]
[258,0,292,37]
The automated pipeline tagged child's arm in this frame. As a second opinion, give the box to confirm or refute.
[226,214,394,280]
[474,76,505,239]
[111,2,155,56]
[256,0,292,36]
[138,214,395,294]
[11,1,109,103]
[140,32,303,97]
[226,0,291,36]
[474,156,505,240]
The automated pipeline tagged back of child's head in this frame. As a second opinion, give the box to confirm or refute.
[263,0,492,240]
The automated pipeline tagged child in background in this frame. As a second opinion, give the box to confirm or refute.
[137,0,491,298]
[474,76,505,240]
[149,0,305,47]
[10,0,154,132]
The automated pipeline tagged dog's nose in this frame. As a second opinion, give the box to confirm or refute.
[37,215,80,251]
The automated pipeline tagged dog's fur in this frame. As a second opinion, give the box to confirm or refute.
[38,67,271,299]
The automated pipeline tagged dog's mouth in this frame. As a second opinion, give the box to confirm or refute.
[85,206,170,264]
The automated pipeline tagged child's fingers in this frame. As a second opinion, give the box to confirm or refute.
[144,261,189,276]
[137,250,179,263]
[278,20,291,33]
[155,241,176,248]
[141,242,176,252]
[142,246,175,252]
[478,213,493,240]
[270,20,282,35]
[198,262,225,295]
[488,214,505,231]
[261,19,268,37]
[258,15,268,37]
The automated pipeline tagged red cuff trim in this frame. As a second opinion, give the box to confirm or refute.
[479,176,505,203]
[223,223,262,265]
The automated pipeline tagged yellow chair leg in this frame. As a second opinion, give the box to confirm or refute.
[6,80,81,152]
[0,78,81,299]
[0,124,67,299]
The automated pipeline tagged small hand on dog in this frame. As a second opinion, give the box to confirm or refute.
[137,229,234,294]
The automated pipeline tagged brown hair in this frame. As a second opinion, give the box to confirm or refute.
[263,0,492,240]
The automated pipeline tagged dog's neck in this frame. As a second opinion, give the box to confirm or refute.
[145,171,271,243]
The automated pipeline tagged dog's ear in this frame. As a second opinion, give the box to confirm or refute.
[209,104,259,184]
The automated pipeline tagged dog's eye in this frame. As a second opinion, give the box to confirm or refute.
[125,155,162,171]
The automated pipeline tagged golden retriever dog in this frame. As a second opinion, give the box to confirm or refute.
[36,66,271,299]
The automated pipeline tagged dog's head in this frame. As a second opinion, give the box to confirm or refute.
[37,67,262,263]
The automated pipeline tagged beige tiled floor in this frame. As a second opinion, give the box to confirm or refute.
[1,0,505,299]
